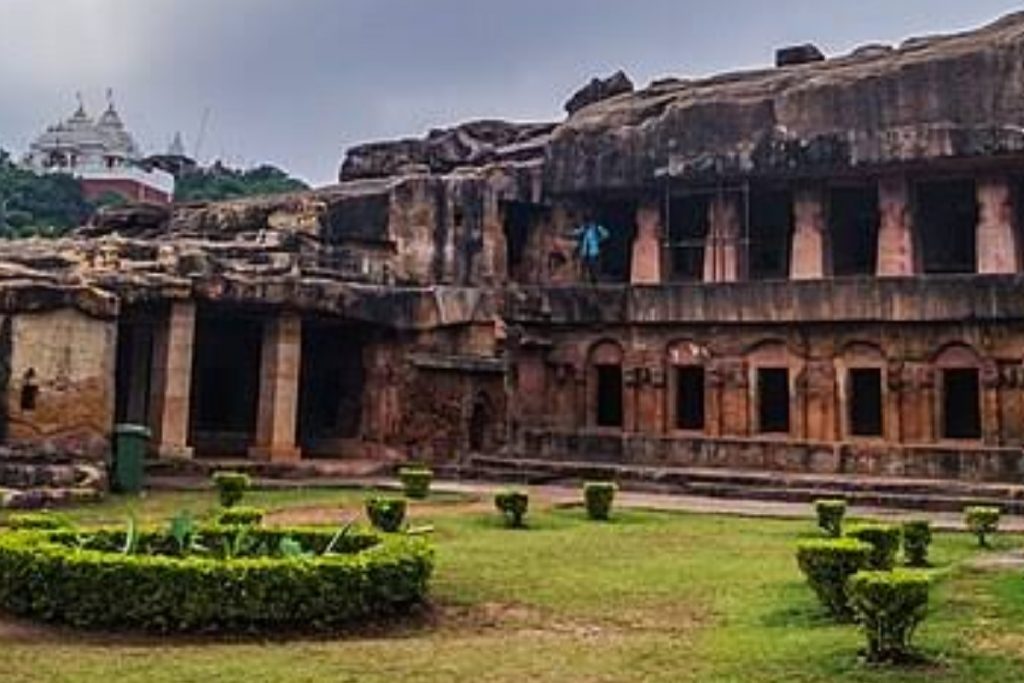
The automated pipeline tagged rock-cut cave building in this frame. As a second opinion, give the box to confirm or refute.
[4,13,1024,500]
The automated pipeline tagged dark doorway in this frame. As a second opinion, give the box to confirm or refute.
[468,393,494,452]
[849,368,884,437]
[667,196,709,281]
[748,190,794,280]
[757,368,790,434]
[595,364,624,428]
[942,368,981,439]
[502,201,546,283]
[593,200,638,282]
[675,366,706,431]
[190,311,262,455]
[917,180,978,274]
[114,319,155,425]
[298,321,366,453]
[830,186,879,276]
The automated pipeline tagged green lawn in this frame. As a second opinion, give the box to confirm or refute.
[1,490,1023,683]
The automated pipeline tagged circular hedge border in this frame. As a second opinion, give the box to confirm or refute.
[0,526,433,632]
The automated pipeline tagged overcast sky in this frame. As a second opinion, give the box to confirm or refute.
[1,0,1021,186]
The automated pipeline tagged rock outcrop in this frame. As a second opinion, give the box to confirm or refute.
[563,70,635,115]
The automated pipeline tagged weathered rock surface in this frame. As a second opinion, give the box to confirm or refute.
[563,70,635,115]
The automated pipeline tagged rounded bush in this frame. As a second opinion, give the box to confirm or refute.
[399,467,433,500]
[796,538,872,619]
[902,520,932,567]
[212,471,251,508]
[366,496,407,533]
[0,526,433,632]
[583,482,617,521]
[846,523,901,570]
[814,499,846,538]
[965,506,1000,548]
[217,506,265,527]
[494,489,529,528]
[848,570,931,663]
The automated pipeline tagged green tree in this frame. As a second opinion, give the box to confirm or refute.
[0,149,91,238]
[174,162,308,202]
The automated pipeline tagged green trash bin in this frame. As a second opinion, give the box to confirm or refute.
[113,424,151,494]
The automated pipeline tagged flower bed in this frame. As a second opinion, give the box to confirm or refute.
[0,525,433,632]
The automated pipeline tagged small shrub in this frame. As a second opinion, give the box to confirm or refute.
[494,489,529,528]
[365,496,407,533]
[211,471,250,508]
[814,499,847,537]
[848,570,931,663]
[902,520,932,567]
[583,482,617,521]
[5,512,71,531]
[796,538,872,619]
[399,467,433,499]
[965,506,1000,548]
[846,523,901,570]
[217,506,265,527]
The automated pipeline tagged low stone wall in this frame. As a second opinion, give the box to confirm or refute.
[517,428,1024,484]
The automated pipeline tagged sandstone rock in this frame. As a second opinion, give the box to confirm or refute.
[775,44,825,67]
[563,70,634,116]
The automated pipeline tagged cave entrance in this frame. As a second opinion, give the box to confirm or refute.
[592,200,637,283]
[595,364,624,428]
[748,189,793,280]
[917,179,978,274]
[830,185,879,276]
[848,368,884,437]
[502,201,546,283]
[757,367,790,434]
[468,392,495,452]
[674,366,706,431]
[114,307,159,427]
[297,319,367,456]
[666,195,709,282]
[189,309,262,456]
[942,368,981,440]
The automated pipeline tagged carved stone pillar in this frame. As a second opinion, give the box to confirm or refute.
[704,194,742,282]
[877,176,916,277]
[631,202,663,285]
[149,302,195,459]
[248,313,302,462]
[791,186,829,280]
[977,176,1019,274]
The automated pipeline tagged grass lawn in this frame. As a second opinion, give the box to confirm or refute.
[1,489,1023,682]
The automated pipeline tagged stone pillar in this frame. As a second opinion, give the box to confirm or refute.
[148,302,195,459]
[631,202,663,285]
[248,313,302,462]
[877,176,916,277]
[791,186,828,280]
[704,193,741,282]
[977,176,1019,274]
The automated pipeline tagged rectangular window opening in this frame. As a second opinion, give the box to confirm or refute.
[942,368,981,440]
[830,186,879,276]
[849,368,884,437]
[675,366,706,431]
[757,368,790,434]
[917,180,978,274]
[595,364,624,428]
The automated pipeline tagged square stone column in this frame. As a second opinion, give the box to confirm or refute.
[148,301,196,459]
[977,176,1020,274]
[630,201,663,284]
[877,176,916,277]
[704,194,741,282]
[248,313,302,462]
[791,186,829,280]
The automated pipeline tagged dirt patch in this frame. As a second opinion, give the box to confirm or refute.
[966,550,1024,571]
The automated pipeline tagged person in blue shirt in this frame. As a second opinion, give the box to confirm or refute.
[572,219,609,283]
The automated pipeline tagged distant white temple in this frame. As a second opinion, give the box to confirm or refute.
[23,92,175,205]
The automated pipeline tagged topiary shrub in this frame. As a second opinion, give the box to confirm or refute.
[965,506,1000,548]
[399,467,433,499]
[5,512,72,531]
[814,499,847,537]
[796,538,872,619]
[365,496,407,533]
[902,520,932,567]
[848,570,931,663]
[583,482,617,521]
[494,489,529,528]
[0,525,433,632]
[212,471,251,508]
[216,506,265,527]
[846,523,901,570]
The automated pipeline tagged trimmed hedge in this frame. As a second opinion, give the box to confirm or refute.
[216,507,265,527]
[814,499,846,538]
[846,523,901,570]
[494,489,529,528]
[5,512,72,530]
[902,520,932,567]
[848,570,931,663]
[212,471,251,508]
[399,467,433,499]
[0,526,433,632]
[583,482,617,521]
[796,538,872,619]
[965,506,1000,548]
[366,497,407,533]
